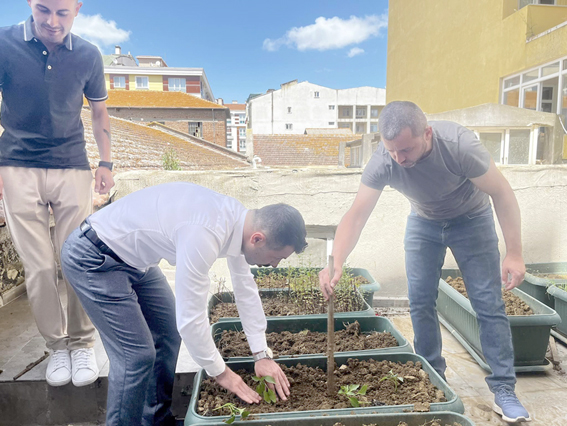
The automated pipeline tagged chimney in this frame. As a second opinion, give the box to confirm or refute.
[217,98,224,105]
[115,45,121,55]
[232,100,238,104]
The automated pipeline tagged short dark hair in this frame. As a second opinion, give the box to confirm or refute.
[253,204,307,254]
[378,101,428,140]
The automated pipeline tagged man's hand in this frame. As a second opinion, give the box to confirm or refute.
[254,359,290,401]
[94,167,115,194]
[502,253,525,291]
[319,266,343,301]
[214,366,262,404]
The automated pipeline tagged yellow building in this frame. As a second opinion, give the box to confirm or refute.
[386,0,567,122]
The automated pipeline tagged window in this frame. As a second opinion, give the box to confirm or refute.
[285,123,293,130]
[113,76,125,89]
[329,122,335,125]
[370,107,380,118]
[188,122,202,137]
[508,130,531,164]
[522,85,538,110]
[227,128,232,135]
[329,105,335,110]
[519,0,555,8]
[227,140,233,149]
[314,91,320,98]
[287,107,292,114]
[168,78,186,92]
[239,128,246,138]
[239,114,246,122]
[340,107,352,117]
[227,118,231,125]
[356,107,367,118]
[370,123,378,133]
[479,132,503,163]
[135,76,149,89]
[355,123,367,134]
[239,139,246,151]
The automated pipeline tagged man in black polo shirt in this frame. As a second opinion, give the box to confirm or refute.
[0,0,114,387]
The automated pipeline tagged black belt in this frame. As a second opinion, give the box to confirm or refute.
[80,220,123,263]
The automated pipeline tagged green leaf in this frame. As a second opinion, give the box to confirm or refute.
[252,376,261,382]
[225,415,236,424]
[241,410,250,419]
[256,382,265,395]
[263,391,271,403]
[359,384,368,395]
[264,376,276,384]
[350,384,360,392]
[269,389,277,404]
[348,397,360,407]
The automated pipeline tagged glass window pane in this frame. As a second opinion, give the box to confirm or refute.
[508,129,531,164]
[522,69,539,83]
[542,62,560,77]
[563,59,567,72]
[504,89,520,107]
[479,133,503,163]
[523,85,538,110]
[504,76,521,89]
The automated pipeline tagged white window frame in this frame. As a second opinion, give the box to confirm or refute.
[472,127,539,165]
[135,76,149,90]
[239,128,246,138]
[501,57,565,115]
[285,123,293,130]
[227,139,233,150]
[239,139,246,151]
[113,76,126,89]
[329,105,335,110]
[314,91,320,98]
[168,77,186,92]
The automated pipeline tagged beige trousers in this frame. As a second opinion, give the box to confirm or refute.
[0,166,95,350]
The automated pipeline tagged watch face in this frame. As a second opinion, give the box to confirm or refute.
[266,347,273,358]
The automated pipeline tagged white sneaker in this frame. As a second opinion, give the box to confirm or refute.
[46,349,71,386]
[70,348,99,387]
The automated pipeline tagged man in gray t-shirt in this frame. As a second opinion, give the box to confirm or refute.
[319,101,530,423]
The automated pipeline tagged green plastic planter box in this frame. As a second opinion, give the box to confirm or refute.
[519,262,567,308]
[547,285,567,339]
[184,352,465,425]
[211,314,413,361]
[437,269,561,372]
[208,289,375,324]
[251,267,380,306]
[190,411,475,426]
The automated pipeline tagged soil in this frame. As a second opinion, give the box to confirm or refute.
[255,269,369,290]
[445,276,533,316]
[532,273,567,280]
[216,321,399,358]
[198,358,446,417]
[333,421,463,426]
[210,287,368,324]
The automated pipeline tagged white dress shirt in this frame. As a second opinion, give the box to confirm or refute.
[89,182,268,376]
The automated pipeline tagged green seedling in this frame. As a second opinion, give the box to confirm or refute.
[252,375,277,404]
[214,402,250,424]
[338,383,368,407]
[379,369,404,393]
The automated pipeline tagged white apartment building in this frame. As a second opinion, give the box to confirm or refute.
[247,80,386,135]
[218,100,247,153]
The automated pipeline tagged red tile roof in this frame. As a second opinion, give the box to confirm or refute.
[253,134,356,166]
[85,90,227,109]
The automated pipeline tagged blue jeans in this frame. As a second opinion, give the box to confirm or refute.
[61,227,182,426]
[404,205,516,392]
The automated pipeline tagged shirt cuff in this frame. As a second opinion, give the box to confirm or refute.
[203,352,226,377]
[246,332,268,354]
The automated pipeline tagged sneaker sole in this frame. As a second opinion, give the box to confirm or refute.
[72,373,99,387]
[492,402,531,423]
[46,375,71,387]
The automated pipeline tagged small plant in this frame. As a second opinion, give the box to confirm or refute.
[379,369,404,393]
[338,383,368,407]
[214,402,250,424]
[252,375,277,403]
[162,147,181,170]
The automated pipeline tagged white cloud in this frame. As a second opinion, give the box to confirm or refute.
[347,47,364,57]
[72,14,130,51]
[263,14,387,52]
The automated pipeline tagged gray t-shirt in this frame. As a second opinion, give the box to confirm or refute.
[361,121,491,220]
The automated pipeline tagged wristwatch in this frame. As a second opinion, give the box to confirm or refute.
[253,347,273,362]
[98,160,114,171]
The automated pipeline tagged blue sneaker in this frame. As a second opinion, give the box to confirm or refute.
[493,385,531,423]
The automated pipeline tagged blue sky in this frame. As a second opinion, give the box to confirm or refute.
[1,1,389,103]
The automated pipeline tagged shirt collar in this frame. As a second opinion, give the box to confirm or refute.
[226,209,248,257]
[23,15,73,51]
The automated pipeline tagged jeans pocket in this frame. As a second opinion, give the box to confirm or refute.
[465,206,493,220]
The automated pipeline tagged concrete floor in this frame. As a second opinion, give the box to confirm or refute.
[1,267,567,425]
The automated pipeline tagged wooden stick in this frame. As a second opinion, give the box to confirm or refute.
[13,351,49,381]
[327,255,336,396]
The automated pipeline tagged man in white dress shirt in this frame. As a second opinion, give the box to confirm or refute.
[60,182,308,426]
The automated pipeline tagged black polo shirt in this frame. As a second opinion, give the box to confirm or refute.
[0,16,107,169]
